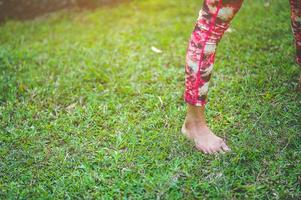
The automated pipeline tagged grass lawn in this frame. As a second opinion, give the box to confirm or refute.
[0,0,300,199]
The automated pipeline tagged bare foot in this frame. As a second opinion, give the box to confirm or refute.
[181,104,231,154]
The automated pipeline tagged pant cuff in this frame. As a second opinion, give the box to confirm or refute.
[184,95,207,107]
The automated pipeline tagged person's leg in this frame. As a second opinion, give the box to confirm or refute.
[289,0,301,89]
[182,0,243,154]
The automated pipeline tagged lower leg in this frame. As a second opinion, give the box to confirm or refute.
[183,0,243,154]
[289,0,301,89]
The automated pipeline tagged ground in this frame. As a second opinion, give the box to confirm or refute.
[0,0,300,199]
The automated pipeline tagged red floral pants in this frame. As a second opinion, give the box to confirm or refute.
[184,0,301,106]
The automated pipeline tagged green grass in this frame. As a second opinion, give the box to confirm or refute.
[0,0,300,199]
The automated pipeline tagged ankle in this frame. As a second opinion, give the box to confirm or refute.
[184,117,207,128]
[185,104,207,126]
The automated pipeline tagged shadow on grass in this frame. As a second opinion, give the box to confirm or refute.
[0,0,130,23]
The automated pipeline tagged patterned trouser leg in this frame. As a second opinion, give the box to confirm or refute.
[290,0,301,66]
[184,0,243,106]
[184,0,301,106]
